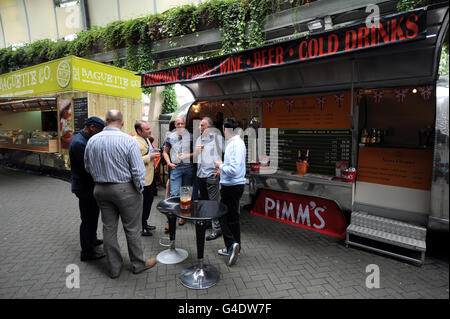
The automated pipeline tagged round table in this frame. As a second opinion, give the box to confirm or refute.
[156,197,227,289]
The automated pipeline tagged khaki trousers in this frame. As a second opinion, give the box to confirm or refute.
[94,182,146,275]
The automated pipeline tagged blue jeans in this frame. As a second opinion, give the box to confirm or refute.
[169,166,194,197]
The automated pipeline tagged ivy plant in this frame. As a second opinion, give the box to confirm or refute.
[161,85,179,114]
[0,0,317,74]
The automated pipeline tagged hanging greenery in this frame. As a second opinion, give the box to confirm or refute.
[161,85,179,114]
[0,0,316,74]
[247,0,273,48]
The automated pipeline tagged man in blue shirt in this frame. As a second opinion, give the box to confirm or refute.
[69,116,105,261]
[214,117,246,266]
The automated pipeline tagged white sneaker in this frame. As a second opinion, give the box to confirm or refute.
[227,243,240,266]
[218,247,241,256]
[218,248,228,256]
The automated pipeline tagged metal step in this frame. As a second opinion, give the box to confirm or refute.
[350,211,426,240]
[346,211,427,265]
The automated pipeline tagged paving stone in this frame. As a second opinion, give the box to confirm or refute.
[0,166,448,300]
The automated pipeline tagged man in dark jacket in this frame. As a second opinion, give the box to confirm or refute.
[69,116,105,261]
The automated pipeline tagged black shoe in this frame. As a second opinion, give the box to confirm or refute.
[145,225,156,231]
[80,251,106,261]
[109,267,122,279]
[94,239,103,246]
[141,229,153,236]
[206,231,222,241]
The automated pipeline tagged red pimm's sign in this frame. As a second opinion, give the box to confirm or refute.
[251,189,347,239]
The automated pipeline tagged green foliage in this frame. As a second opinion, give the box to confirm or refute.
[247,0,273,48]
[161,85,179,114]
[439,48,449,76]
[162,5,198,37]
[396,0,429,12]
[69,26,102,57]
[216,0,248,53]
[0,0,315,74]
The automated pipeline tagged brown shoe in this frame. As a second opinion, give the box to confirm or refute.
[133,258,157,274]
[178,218,186,226]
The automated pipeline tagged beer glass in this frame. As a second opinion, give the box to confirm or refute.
[180,186,192,209]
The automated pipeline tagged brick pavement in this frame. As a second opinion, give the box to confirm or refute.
[0,166,448,299]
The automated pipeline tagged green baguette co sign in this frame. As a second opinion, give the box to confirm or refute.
[0,56,141,99]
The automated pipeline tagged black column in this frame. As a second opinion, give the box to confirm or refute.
[168,213,177,241]
[195,220,207,259]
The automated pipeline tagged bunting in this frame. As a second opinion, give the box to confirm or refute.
[286,99,294,112]
[418,85,433,101]
[316,96,327,110]
[354,89,364,106]
[394,88,408,103]
[334,93,344,108]
[373,89,384,104]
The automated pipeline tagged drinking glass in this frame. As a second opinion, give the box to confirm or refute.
[180,186,192,209]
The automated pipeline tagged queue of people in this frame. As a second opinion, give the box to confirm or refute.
[69,109,246,278]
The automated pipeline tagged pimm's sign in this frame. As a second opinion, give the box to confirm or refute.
[250,189,347,239]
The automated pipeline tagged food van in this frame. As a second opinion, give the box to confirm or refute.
[141,4,449,263]
[0,56,142,174]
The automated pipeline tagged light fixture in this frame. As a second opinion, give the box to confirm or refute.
[412,88,417,94]
[324,16,333,30]
[307,19,323,32]
[221,103,225,106]
[59,0,79,8]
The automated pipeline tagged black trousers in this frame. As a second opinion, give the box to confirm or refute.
[142,180,156,229]
[219,184,244,250]
[198,176,221,232]
[75,192,100,255]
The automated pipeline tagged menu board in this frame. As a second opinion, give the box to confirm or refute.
[261,92,351,129]
[73,97,88,134]
[357,147,433,190]
[267,129,352,175]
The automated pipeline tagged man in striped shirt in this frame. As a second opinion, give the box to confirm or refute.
[84,110,156,278]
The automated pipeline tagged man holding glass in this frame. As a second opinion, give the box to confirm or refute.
[134,120,160,237]
[195,117,224,240]
[162,117,194,226]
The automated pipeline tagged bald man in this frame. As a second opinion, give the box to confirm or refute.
[85,110,157,278]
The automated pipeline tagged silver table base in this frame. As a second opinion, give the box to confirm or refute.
[180,261,219,289]
[157,247,188,264]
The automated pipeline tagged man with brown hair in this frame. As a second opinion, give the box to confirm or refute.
[134,120,160,237]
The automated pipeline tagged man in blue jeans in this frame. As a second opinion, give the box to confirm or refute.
[163,117,194,227]
[214,117,246,267]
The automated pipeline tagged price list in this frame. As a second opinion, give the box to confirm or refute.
[73,97,88,134]
[266,129,352,175]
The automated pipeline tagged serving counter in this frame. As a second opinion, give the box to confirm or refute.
[248,170,354,212]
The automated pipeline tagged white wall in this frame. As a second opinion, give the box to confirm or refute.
[0,0,203,48]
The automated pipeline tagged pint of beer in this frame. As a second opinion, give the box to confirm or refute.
[180,186,192,209]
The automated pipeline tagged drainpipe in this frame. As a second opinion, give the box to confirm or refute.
[22,0,31,43]
[79,0,90,30]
